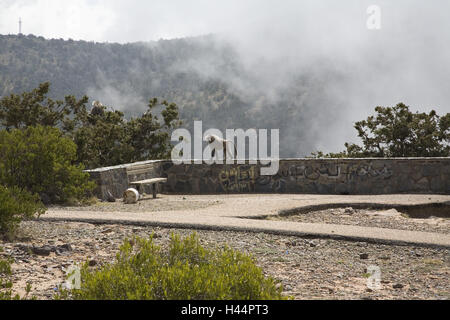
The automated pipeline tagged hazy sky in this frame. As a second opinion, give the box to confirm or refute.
[0,0,446,43]
[0,0,278,42]
[1,0,449,154]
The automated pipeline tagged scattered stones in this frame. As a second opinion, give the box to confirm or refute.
[17,243,73,257]
[269,207,449,234]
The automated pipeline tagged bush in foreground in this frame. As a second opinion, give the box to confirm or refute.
[59,233,287,300]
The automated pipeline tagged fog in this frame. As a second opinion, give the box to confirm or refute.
[1,0,449,156]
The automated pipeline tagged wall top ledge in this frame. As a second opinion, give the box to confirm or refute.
[86,157,450,173]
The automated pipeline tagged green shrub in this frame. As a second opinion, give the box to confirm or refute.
[0,185,45,237]
[60,233,287,300]
[0,126,95,204]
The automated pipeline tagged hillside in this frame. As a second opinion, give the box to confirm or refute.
[0,34,352,157]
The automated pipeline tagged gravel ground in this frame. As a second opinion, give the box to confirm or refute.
[49,196,222,213]
[266,207,450,235]
[1,220,449,300]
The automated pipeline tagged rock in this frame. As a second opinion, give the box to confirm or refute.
[58,244,73,251]
[359,253,369,260]
[307,240,318,247]
[88,260,98,267]
[55,244,73,256]
[32,245,53,256]
[344,207,355,215]
[286,240,298,247]
[393,283,404,289]
[284,284,293,291]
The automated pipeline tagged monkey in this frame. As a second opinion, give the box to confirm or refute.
[205,134,237,161]
[90,100,105,116]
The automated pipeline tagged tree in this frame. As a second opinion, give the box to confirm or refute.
[0,82,181,169]
[0,82,88,131]
[70,98,181,169]
[312,103,450,158]
[126,98,181,161]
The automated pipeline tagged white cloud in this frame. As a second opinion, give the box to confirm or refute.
[0,0,115,41]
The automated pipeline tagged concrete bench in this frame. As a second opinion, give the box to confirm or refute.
[129,177,167,198]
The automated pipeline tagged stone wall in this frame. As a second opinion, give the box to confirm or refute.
[87,158,450,200]
[161,158,450,195]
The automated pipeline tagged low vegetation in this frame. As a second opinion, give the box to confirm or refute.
[0,185,45,238]
[57,233,287,300]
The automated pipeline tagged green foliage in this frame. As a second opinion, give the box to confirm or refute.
[0,126,95,204]
[59,233,287,300]
[0,81,88,131]
[0,185,45,237]
[71,97,180,169]
[313,103,450,158]
[0,81,181,169]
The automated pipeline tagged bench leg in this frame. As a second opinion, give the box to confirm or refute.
[152,184,157,199]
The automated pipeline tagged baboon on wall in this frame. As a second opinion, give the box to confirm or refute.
[205,134,237,160]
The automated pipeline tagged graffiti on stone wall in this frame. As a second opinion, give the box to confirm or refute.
[218,163,393,192]
[219,166,257,192]
[345,164,393,180]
